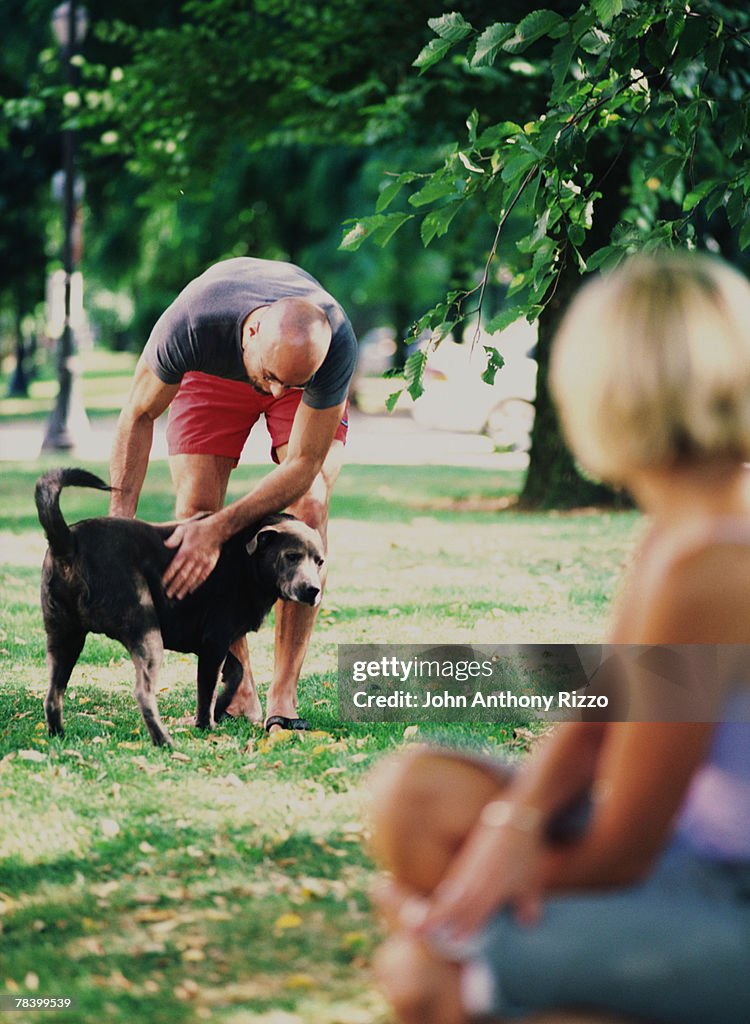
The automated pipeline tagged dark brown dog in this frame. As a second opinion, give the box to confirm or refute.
[35,468,324,746]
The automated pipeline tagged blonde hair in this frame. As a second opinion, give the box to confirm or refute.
[550,251,750,483]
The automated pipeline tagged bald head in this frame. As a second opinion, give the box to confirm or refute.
[242,298,332,397]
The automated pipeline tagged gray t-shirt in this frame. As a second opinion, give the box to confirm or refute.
[142,257,357,409]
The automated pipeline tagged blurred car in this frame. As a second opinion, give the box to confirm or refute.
[410,319,538,451]
[349,326,401,413]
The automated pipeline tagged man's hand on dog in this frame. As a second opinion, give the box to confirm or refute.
[163,516,223,599]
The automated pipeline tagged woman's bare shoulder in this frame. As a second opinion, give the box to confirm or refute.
[614,519,750,644]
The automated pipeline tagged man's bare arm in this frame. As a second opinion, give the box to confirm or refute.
[162,401,345,598]
[217,400,344,539]
[110,356,179,517]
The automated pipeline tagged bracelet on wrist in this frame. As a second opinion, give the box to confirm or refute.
[479,798,542,834]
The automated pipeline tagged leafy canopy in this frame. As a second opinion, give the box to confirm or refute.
[340,1,750,406]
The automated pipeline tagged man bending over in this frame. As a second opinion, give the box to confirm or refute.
[109,256,357,733]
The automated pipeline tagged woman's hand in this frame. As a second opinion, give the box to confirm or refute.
[374,802,546,946]
[417,809,545,941]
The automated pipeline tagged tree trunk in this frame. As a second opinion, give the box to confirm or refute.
[520,128,637,510]
[519,259,620,510]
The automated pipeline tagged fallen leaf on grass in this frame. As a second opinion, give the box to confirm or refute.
[107,970,133,991]
[171,751,191,763]
[273,912,302,931]
[285,973,315,989]
[17,749,46,762]
[220,772,243,788]
[174,978,199,1001]
[100,818,120,838]
[133,908,177,923]
[182,947,205,962]
[130,756,164,775]
[91,881,120,899]
[0,892,18,915]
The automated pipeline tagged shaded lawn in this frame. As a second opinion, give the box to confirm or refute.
[0,459,642,1022]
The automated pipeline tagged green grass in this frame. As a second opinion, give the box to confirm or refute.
[1,349,139,421]
[0,430,642,1020]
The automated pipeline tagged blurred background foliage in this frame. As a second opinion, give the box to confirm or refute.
[2,0,749,505]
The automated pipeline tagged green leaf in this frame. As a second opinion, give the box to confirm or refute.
[420,202,463,246]
[339,220,372,251]
[585,245,625,273]
[567,222,586,246]
[705,188,727,220]
[404,349,428,400]
[726,188,745,228]
[339,212,413,250]
[385,389,404,412]
[579,27,611,54]
[375,172,421,213]
[591,0,623,25]
[501,149,539,184]
[481,346,505,385]
[413,37,453,73]
[470,22,515,67]
[409,168,462,208]
[502,10,566,55]
[372,212,414,247]
[476,120,522,149]
[739,219,750,252]
[427,11,473,42]
[485,302,528,335]
[682,179,719,213]
[466,108,479,145]
[550,35,576,96]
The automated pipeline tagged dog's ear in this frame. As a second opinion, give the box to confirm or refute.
[246,524,282,557]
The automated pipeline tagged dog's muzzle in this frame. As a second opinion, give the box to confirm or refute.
[294,582,321,607]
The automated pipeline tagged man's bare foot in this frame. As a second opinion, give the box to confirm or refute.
[224,679,264,724]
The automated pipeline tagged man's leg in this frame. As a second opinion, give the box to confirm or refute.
[263,439,345,730]
[169,452,263,724]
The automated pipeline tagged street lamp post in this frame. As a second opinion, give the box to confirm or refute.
[42,0,89,452]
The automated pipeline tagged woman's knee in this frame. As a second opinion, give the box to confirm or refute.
[368,747,507,890]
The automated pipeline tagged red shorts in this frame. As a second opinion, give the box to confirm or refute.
[166,372,349,464]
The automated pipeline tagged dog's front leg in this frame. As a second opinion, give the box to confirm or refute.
[195,649,225,731]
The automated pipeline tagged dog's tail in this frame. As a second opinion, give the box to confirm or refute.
[35,468,111,558]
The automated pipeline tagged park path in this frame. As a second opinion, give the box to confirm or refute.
[0,408,527,470]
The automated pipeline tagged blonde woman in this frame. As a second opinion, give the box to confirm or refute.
[370,253,750,1024]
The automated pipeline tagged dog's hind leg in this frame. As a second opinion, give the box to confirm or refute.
[45,630,86,736]
[195,647,226,731]
[128,629,172,747]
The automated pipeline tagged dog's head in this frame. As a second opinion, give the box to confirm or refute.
[246,518,325,606]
